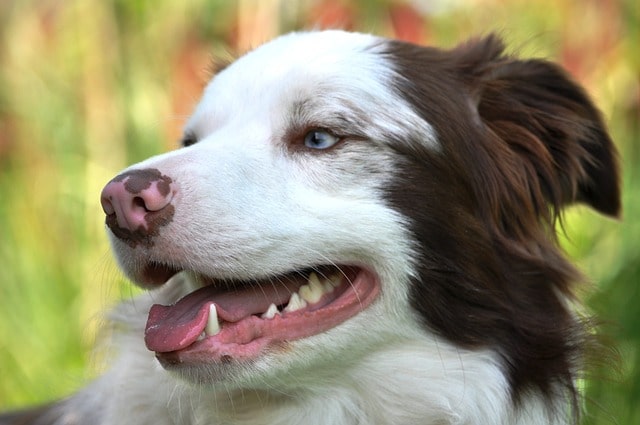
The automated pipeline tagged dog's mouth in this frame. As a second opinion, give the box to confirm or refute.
[141,264,380,365]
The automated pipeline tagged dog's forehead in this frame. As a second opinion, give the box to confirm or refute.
[240,30,381,71]
[223,31,383,86]
[184,31,437,149]
[185,32,390,130]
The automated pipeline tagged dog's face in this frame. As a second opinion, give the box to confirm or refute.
[102,31,427,385]
[101,30,619,400]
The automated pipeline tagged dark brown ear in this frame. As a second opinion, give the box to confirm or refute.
[457,35,621,218]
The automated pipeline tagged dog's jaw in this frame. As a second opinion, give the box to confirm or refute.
[142,267,379,368]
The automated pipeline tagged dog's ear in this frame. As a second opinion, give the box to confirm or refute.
[455,35,621,219]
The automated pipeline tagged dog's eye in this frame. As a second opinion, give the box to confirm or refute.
[303,130,339,150]
[181,133,198,147]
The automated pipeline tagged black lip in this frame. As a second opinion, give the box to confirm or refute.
[141,262,181,287]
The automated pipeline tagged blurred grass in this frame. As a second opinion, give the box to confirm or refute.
[0,0,638,423]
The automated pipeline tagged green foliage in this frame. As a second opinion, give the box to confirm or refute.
[0,1,637,423]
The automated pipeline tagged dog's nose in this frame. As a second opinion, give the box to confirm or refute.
[100,168,175,243]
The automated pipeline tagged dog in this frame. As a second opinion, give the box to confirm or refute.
[0,30,620,425]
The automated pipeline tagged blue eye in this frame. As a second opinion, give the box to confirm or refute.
[303,130,339,149]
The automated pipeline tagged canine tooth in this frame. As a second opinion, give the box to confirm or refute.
[261,303,280,319]
[299,272,325,303]
[283,292,307,313]
[205,304,220,336]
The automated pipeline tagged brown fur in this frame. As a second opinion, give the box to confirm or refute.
[382,35,619,417]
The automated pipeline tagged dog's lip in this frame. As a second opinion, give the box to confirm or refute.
[147,266,380,366]
[140,262,182,287]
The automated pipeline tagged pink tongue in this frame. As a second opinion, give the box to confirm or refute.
[144,280,301,353]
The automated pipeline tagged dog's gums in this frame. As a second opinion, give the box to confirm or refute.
[144,267,380,365]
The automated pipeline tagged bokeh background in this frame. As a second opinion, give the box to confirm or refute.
[0,0,637,423]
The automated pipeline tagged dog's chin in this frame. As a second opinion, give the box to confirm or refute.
[157,356,249,385]
[128,263,380,380]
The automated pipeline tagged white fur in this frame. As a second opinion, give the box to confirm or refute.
[58,31,569,424]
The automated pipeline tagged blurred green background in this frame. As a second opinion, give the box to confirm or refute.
[0,0,637,423]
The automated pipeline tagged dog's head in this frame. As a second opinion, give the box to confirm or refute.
[101,31,619,402]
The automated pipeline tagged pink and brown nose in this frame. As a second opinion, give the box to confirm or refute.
[100,168,176,247]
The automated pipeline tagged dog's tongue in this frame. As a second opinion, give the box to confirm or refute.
[145,286,212,353]
[145,280,301,353]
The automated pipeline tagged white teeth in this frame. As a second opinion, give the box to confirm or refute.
[283,292,307,313]
[330,273,342,287]
[299,272,325,304]
[325,272,342,291]
[261,270,343,317]
[261,303,280,320]
[205,304,220,336]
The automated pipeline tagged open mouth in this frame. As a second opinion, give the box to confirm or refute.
[141,264,380,366]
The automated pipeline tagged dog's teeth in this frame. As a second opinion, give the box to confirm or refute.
[328,273,342,288]
[323,272,342,292]
[283,292,307,313]
[261,303,280,319]
[300,272,325,304]
[205,304,220,336]
[197,332,206,341]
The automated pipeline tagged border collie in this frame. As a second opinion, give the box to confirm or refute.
[1,30,620,425]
